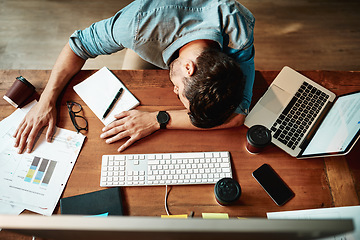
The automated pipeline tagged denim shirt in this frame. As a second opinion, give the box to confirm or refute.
[69,0,255,115]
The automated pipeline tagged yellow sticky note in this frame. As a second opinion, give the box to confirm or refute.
[202,213,229,219]
[161,214,188,219]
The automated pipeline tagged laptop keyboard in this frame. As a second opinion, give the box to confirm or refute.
[270,82,329,150]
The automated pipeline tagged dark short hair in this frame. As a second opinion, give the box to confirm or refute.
[184,49,244,128]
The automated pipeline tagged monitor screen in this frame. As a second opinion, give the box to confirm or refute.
[0,215,354,240]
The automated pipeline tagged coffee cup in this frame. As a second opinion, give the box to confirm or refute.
[246,125,271,154]
[214,178,241,206]
[3,76,35,108]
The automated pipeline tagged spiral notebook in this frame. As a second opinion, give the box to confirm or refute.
[74,67,140,126]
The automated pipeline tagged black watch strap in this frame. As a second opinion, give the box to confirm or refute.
[157,111,170,129]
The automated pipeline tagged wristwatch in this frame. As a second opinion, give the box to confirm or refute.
[157,111,170,129]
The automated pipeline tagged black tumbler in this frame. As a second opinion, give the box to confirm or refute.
[214,178,241,205]
[246,125,272,154]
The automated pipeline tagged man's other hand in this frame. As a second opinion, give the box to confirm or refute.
[100,110,159,152]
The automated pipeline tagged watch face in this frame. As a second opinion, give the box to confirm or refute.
[157,111,170,124]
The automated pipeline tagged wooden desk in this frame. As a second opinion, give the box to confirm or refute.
[1,69,359,237]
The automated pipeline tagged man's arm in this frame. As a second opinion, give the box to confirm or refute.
[100,109,245,152]
[167,109,245,130]
[232,44,255,115]
[13,43,86,153]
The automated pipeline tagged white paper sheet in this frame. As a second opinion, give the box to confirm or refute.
[0,201,24,215]
[73,67,140,126]
[267,206,360,240]
[0,102,85,216]
[0,202,24,231]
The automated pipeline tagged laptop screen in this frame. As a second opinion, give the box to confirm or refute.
[303,91,360,156]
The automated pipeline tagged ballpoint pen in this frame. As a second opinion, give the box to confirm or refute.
[102,87,123,119]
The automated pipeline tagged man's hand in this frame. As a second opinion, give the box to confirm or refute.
[13,102,57,154]
[100,110,159,152]
[12,43,86,154]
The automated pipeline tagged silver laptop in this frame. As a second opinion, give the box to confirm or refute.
[245,66,360,158]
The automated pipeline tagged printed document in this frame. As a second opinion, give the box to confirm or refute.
[0,102,85,216]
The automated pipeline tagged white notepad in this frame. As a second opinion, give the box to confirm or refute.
[73,67,140,126]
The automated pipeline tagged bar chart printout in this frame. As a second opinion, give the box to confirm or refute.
[24,156,57,186]
[0,102,86,216]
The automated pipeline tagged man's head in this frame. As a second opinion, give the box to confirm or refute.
[169,47,244,128]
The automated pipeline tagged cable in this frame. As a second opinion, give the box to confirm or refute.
[164,185,172,215]
[164,185,195,217]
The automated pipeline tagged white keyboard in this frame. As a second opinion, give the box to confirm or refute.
[100,151,232,187]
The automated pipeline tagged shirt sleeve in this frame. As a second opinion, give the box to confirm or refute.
[68,5,137,60]
[232,44,255,115]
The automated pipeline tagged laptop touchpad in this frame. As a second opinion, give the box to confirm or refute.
[259,85,291,114]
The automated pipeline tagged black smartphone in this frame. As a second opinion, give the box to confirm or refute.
[252,163,295,206]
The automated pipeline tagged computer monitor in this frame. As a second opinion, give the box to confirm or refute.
[0,215,354,240]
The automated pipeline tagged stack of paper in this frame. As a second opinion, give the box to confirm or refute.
[0,101,85,216]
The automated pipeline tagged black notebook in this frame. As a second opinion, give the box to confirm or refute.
[60,187,123,216]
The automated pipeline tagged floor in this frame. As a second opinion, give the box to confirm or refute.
[0,0,359,71]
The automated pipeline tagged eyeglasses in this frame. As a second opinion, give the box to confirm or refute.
[66,101,88,133]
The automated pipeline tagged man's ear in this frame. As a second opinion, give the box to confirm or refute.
[184,60,196,77]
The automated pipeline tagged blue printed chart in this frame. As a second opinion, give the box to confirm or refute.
[24,157,57,187]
